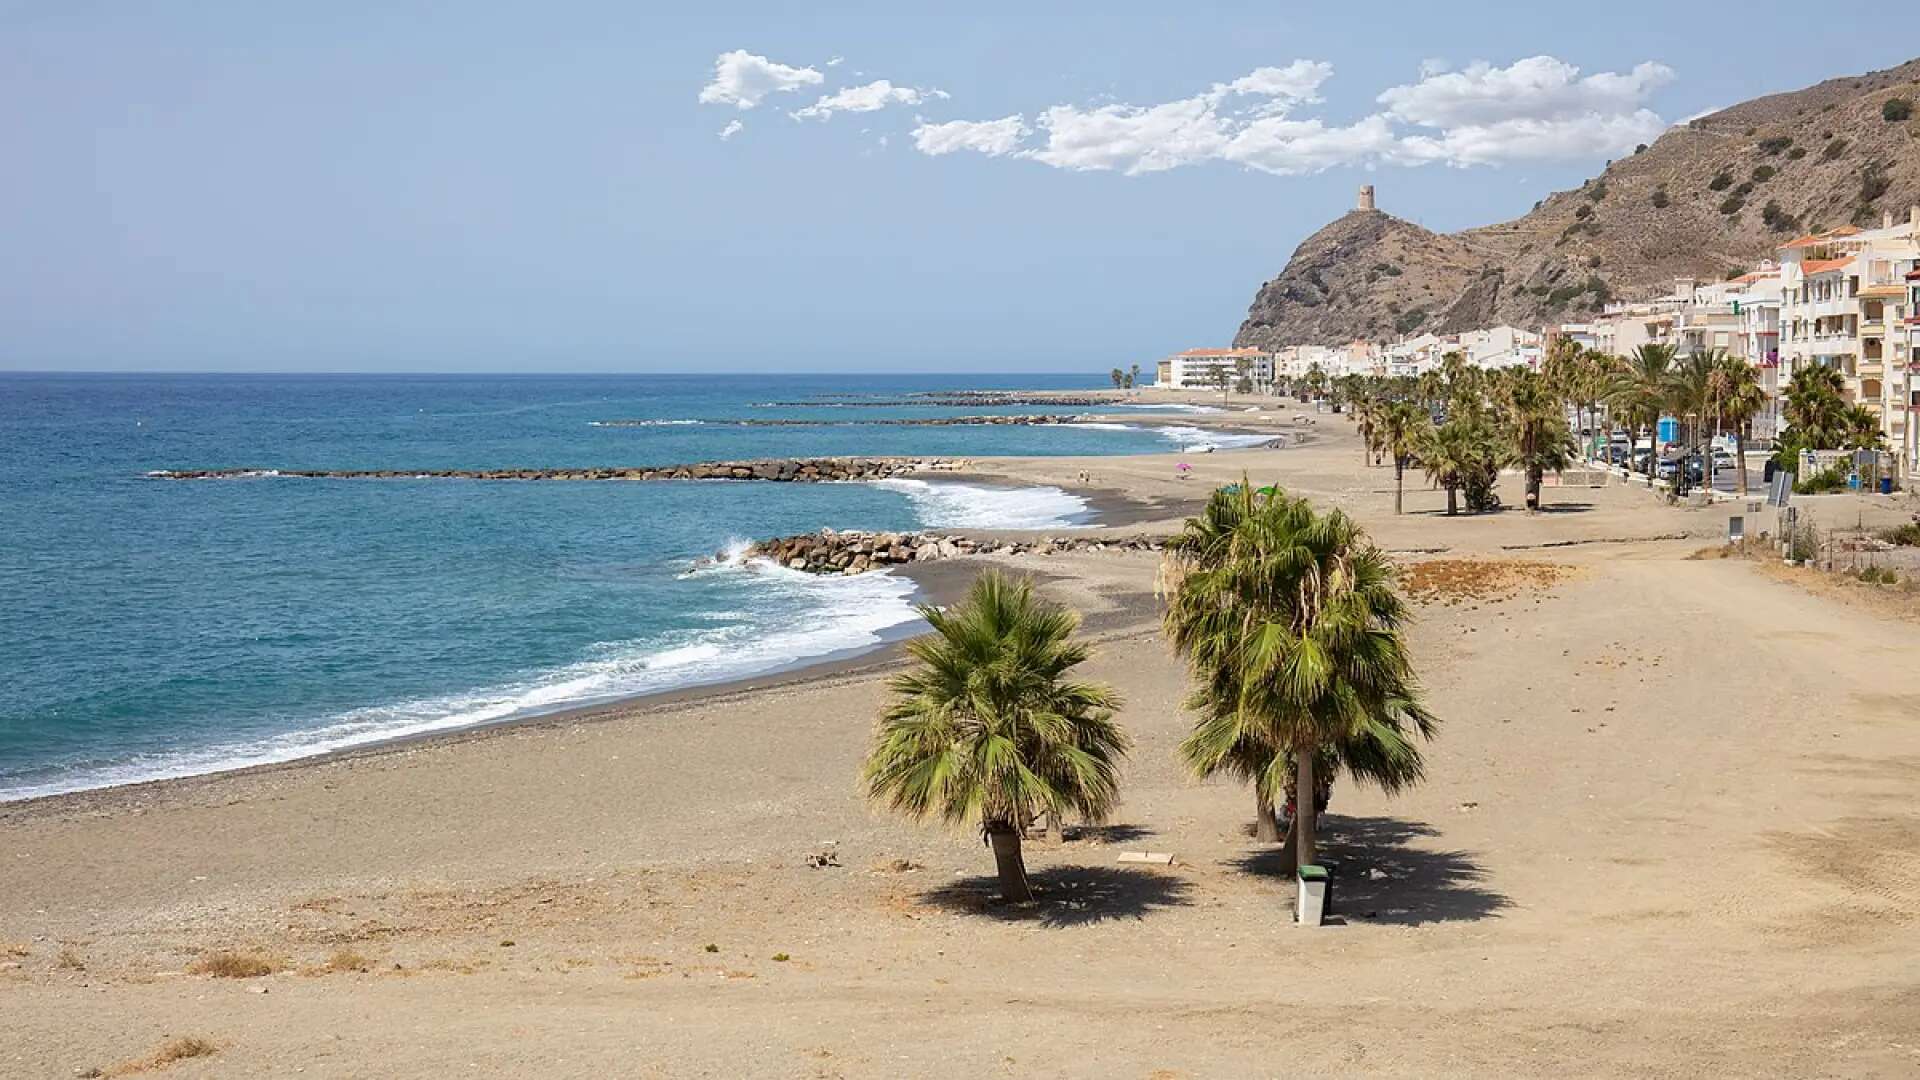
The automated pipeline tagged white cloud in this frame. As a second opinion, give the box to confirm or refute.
[1395,110,1667,166]
[827,55,845,67]
[1224,114,1401,176]
[697,50,824,110]
[1020,62,1334,175]
[1419,58,1451,79]
[911,115,1029,157]
[1377,56,1673,129]
[718,119,744,141]
[791,79,948,122]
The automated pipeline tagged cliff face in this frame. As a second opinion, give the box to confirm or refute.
[1234,56,1920,350]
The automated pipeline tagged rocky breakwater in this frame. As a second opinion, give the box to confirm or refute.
[595,414,1081,428]
[744,528,1165,576]
[148,457,968,483]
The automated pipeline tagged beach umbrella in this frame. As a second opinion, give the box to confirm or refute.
[1176,462,1193,475]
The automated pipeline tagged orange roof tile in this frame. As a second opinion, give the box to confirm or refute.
[1800,258,1852,274]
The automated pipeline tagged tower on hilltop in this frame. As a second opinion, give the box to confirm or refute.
[1357,184,1376,212]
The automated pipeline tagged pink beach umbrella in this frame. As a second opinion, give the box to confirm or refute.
[1176,462,1192,478]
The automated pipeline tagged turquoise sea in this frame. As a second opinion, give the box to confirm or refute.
[0,373,1259,801]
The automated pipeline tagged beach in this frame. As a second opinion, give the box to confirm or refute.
[6,400,1920,1078]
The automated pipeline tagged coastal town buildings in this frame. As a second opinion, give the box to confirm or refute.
[1151,209,1915,474]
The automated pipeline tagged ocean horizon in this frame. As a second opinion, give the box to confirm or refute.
[0,372,1259,801]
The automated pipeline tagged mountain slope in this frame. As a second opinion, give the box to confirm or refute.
[1234,57,1920,350]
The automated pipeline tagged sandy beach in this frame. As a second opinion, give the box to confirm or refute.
[6,394,1920,1078]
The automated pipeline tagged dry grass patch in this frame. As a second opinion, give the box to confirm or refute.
[56,947,86,971]
[186,950,279,978]
[1400,558,1572,605]
[101,1036,218,1076]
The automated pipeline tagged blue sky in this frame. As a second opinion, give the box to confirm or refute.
[1,3,1910,373]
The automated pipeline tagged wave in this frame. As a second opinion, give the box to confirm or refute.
[1063,421,1136,432]
[1154,425,1277,451]
[588,419,705,427]
[0,564,921,803]
[871,478,1092,530]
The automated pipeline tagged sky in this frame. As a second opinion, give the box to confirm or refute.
[1,3,1912,373]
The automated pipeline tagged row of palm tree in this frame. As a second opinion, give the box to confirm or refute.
[863,484,1438,900]
[1340,359,1575,514]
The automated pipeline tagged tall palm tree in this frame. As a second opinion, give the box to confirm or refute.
[1160,484,1435,872]
[1708,353,1766,495]
[1607,344,1677,486]
[1503,369,1576,512]
[1378,400,1431,514]
[863,572,1128,902]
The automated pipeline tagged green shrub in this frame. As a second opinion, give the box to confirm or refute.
[1651,188,1670,209]
[1761,200,1800,233]
[1794,464,1849,494]
[1885,98,1913,122]
[1394,308,1429,334]
[1719,194,1746,215]
[1708,170,1734,191]
[1586,181,1608,201]
[1751,164,1777,182]
[1860,161,1891,204]
[1822,138,1848,161]
[1879,522,1920,546]
[1787,146,1807,160]
[1758,135,1793,155]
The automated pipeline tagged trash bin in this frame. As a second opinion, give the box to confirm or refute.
[1296,864,1331,926]
[1881,476,1894,495]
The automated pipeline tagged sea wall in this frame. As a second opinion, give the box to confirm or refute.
[747,528,1165,575]
[149,458,968,482]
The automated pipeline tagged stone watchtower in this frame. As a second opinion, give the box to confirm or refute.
[1357,184,1376,212]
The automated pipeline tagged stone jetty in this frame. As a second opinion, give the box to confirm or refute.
[148,457,966,483]
[592,414,1083,428]
[744,528,1165,576]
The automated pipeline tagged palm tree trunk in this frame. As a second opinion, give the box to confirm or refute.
[1527,466,1543,512]
[1736,420,1751,497]
[1294,750,1317,870]
[1254,790,1280,843]
[987,825,1033,902]
[1393,459,1405,515]
[1445,483,1458,516]
[1047,809,1064,845]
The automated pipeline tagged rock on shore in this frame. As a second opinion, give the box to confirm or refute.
[148,458,968,483]
[743,528,1165,575]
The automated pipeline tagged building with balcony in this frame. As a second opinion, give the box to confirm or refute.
[1155,347,1274,390]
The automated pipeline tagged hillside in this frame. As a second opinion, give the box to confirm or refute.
[1234,57,1920,350]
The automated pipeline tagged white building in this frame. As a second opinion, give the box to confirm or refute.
[1154,347,1273,390]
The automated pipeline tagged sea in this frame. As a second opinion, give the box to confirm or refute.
[0,372,1268,801]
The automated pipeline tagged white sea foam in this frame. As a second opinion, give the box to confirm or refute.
[871,478,1093,530]
[0,564,922,803]
[1063,421,1135,432]
[1154,425,1276,452]
[588,419,705,427]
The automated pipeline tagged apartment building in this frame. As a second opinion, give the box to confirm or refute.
[1154,347,1273,390]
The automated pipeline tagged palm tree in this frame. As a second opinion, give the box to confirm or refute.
[1503,369,1576,512]
[1607,344,1677,486]
[1708,353,1766,495]
[1160,484,1436,872]
[1421,404,1504,515]
[1378,400,1431,514]
[1783,364,1850,448]
[1129,363,1142,392]
[863,572,1128,902]
[1844,404,1883,449]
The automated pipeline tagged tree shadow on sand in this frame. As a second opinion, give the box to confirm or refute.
[1068,823,1156,845]
[919,865,1194,928]
[1230,815,1510,926]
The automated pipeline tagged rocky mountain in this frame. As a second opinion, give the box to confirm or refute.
[1234,57,1920,350]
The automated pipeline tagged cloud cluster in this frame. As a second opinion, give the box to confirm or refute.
[793,79,948,122]
[700,51,1675,176]
[697,50,823,110]
[923,56,1671,175]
